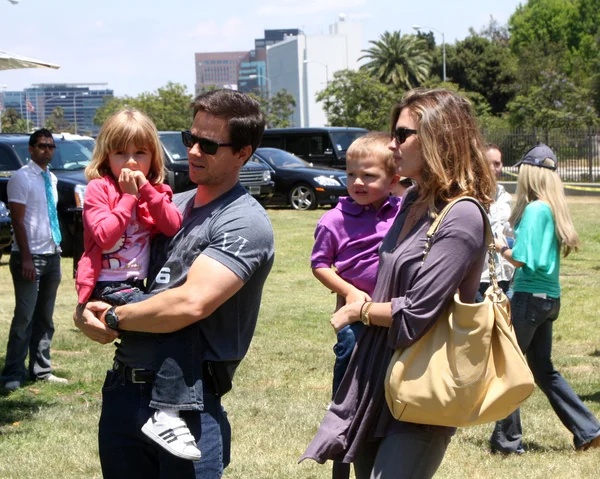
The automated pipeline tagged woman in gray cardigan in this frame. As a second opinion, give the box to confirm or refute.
[301,88,497,479]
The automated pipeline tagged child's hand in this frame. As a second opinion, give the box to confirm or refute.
[345,287,371,305]
[133,170,148,188]
[119,168,139,196]
[330,301,362,332]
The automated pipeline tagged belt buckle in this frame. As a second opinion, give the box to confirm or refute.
[130,368,146,384]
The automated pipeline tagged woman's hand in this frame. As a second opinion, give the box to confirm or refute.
[73,301,119,344]
[119,168,139,196]
[330,301,363,333]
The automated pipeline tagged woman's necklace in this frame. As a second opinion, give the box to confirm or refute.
[396,202,429,245]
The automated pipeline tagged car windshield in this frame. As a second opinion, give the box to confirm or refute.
[50,140,93,170]
[160,133,188,161]
[330,131,367,153]
[74,139,96,152]
[12,141,92,170]
[256,149,309,169]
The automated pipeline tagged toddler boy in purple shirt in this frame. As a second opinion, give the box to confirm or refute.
[311,132,402,396]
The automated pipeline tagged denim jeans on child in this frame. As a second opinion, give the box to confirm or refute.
[93,280,204,411]
[99,369,231,479]
[490,292,600,452]
[332,322,366,397]
[1,252,61,383]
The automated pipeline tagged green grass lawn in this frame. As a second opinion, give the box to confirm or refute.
[0,198,599,478]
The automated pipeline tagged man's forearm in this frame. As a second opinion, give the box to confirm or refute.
[115,284,210,333]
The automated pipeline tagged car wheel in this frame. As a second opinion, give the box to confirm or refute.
[289,184,318,211]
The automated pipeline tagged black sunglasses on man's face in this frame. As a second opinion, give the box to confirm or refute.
[181,130,234,155]
[391,127,418,145]
[35,143,56,150]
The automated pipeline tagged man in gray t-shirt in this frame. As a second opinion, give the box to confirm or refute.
[75,90,274,479]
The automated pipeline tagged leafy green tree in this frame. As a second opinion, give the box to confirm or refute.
[316,69,398,131]
[507,71,598,129]
[45,106,73,133]
[268,90,295,128]
[94,82,193,130]
[359,31,432,89]
[445,31,516,115]
[1,108,32,133]
[248,89,295,128]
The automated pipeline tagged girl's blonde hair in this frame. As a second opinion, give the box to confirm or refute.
[510,162,580,257]
[390,88,495,211]
[86,109,165,184]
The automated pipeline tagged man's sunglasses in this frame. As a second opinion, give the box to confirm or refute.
[391,128,418,145]
[35,143,56,150]
[181,130,234,155]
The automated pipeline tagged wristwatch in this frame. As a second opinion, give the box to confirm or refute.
[500,245,509,255]
[105,307,120,330]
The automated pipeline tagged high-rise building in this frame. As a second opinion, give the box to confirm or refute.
[194,29,303,97]
[267,16,363,127]
[194,51,250,94]
[2,83,113,135]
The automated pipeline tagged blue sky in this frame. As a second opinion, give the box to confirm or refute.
[1,0,523,96]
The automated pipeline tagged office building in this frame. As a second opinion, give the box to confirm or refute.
[267,16,363,127]
[2,83,113,135]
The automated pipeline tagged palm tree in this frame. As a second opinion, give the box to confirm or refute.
[359,31,432,89]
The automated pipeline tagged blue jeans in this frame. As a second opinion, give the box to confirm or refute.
[94,281,204,411]
[1,252,61,383]
[475,280,512,303]
[490,292,600,452]
[92,280,146,306]
[98,369,231,479]
[332,322,365,398]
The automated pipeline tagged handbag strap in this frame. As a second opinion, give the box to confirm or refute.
[422,197,502,296]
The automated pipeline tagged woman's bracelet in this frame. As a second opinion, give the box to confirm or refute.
[360,301,373,326]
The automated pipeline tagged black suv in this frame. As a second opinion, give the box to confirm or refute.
[0,133,90,257]
[158,132,274,201]
[260,127,368,169]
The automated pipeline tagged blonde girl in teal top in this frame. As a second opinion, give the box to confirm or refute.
[489,144,600,454]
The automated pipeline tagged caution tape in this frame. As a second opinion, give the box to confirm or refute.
[502,169,600,192]
[563,184,600,192]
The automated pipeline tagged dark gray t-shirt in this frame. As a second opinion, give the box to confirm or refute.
[115,183,275,370]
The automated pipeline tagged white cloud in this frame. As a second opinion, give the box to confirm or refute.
[257,0,367,17]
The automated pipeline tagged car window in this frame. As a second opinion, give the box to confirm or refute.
[260,136,282,149]
[330,131,368,152]
[12,144,31,164]
[49,141,92,170]
[285,136,309,156]
[309,135,332,156]
[0,147,21,170]
[258,149,308,168]
[75,139,96,152]
[160,134,188,161]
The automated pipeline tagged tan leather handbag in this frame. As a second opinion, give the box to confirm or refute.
[384,197,534,428]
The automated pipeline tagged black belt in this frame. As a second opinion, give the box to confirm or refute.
[113,359,155,384]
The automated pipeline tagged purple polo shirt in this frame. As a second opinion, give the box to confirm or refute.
[311,196,401,296]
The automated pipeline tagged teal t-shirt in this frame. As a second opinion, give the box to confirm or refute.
[512,200,561,298]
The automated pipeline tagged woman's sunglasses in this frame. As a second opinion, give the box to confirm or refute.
[181,130,234,155]
[391,127,418,145]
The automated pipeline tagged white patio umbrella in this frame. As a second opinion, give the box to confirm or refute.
[0,50,60,71]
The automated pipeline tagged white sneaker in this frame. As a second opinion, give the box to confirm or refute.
[141,414,201,461]
[43,374,68,384]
